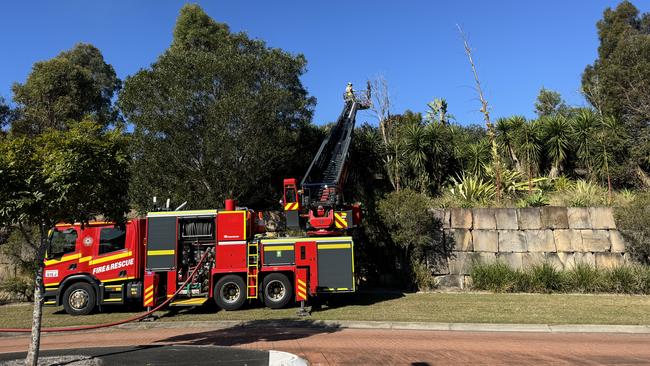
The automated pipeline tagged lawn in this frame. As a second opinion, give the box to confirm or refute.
[1,291,650,329]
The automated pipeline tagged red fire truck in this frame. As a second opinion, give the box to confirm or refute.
[43,90,368,315]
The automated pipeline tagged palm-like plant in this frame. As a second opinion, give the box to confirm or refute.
[424,122,452,191]
[465,140,491,178]
[542,115,572,178]
[571,109,597,178]
[495,116,524,173]
[593,115,626,204]
[448,173,496,206]
[515,120,542,192]
[403,123,428,172]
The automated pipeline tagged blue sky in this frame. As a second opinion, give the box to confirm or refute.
[0,1,645,126]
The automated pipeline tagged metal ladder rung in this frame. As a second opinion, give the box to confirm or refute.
[247,242,259,299]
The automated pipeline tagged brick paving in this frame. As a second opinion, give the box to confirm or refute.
[2,326,650,365]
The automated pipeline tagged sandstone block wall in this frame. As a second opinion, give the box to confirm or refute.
[431,207,627,288]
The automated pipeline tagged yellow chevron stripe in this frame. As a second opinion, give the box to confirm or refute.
[298,285,306,293]
[144,293,153,302]
[44,253,81,266]
[89,251,132,265]
[297,291,307,299]
[297,279,306,287]
[171,298,208,305]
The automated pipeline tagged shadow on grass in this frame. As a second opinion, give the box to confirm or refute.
[310,287,405,312]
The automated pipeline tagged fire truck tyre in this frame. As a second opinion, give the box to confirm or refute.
[263,273,293,309]
[62,282,96,316]
[214,275,246,311]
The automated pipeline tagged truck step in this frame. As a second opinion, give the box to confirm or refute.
[169,297,210,307]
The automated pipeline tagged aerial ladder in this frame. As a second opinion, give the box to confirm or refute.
[283,84,371,235]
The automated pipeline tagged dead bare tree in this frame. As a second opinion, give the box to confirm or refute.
[369,75,402,191]
[457,25,502,202]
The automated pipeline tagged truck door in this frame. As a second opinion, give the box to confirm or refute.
[90,224,135,283]
[44,227,81,287]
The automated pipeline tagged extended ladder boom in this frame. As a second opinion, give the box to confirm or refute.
[301,100,359,205]
[282,86,370,235]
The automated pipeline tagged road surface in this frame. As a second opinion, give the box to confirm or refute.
[1,325,649,365]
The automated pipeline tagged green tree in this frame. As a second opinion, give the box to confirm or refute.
[377,189,445,290]
[11,43,120,135]
[120,4,315,211]
[582,1,650,186]
[534,87,568,117]
[0,97,14,131]
[0,122,130,366]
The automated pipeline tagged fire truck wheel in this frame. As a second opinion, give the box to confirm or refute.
[262,273,293,309]
[62,282,96,316]
[214,275,246,311]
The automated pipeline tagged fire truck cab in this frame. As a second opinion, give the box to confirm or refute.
[44,200,355,315]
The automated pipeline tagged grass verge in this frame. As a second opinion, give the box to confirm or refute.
[1,291,650,329]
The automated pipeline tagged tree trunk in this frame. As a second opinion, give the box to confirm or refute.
[549,165,559,179]
[509,146,522,174]
[25,224,49,366]
[528,163,533,194]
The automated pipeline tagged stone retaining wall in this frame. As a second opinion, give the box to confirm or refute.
[431,207,628,288]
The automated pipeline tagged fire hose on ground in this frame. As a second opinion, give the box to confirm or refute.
[0,249,212,333]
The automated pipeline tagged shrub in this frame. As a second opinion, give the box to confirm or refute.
[567,180,607,207]
[606,266,637,294]
[378,189,449,290]
[411,259,437,291]
[0,276,33,302]
[614,191,650,265]
[565,263,604,293]
[613,189,636,206]
[516,192,550,208]
[470,261,517,292]
[528,262,567,292]
[552,176,574,192]
[470,261,650,295]
[447,174,496,207]
[632,265,650,294]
